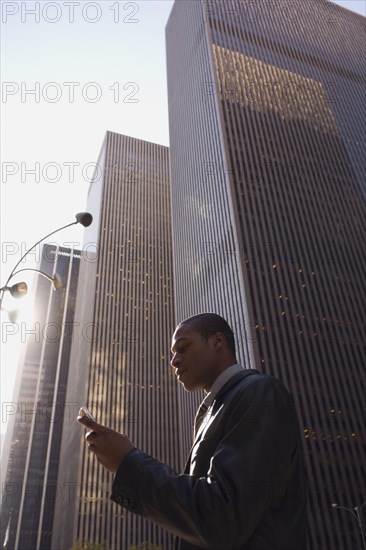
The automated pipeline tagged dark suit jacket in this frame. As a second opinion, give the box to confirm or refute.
[111,369,307,549]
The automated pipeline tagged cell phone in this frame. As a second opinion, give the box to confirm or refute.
[78,405,95,421]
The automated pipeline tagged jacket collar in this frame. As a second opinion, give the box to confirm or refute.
[213,368,260,404]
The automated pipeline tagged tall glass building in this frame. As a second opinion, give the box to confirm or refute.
[52,132,178,550]
[1,245,81,550]
[166,1,366,548]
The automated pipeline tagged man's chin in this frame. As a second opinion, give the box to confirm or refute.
[180,380,201,392]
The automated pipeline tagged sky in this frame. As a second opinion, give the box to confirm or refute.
[1,0,365,436]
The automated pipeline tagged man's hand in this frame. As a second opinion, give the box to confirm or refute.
[77,415,136,474]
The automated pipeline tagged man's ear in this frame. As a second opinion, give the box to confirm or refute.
[213,332,225,350]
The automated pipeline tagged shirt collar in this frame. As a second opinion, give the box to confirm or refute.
[203,363,244,407]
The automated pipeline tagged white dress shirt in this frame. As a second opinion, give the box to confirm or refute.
[202,363,245,407]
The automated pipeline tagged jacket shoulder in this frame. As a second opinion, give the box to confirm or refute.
[216,368,291,404]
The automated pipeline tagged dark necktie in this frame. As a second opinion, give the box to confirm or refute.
[194,402,208,438]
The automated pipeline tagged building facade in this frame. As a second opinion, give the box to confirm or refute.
[1,245,81,550]
[52,133,178,550]
[166,1,366,548]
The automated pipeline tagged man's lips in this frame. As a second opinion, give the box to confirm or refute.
[176,369,187,378]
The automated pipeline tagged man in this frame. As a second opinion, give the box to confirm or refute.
[78,313,307,549]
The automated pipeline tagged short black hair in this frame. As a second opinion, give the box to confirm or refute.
[178,313,236,357]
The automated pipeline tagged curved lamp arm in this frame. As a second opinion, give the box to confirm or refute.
[10,269,63,289]
[3,212,92,290]
[332,503,358,521]
[3,221,75,290]
[357,502,366,515]
[332,503,366,550]
[0,212,92,313]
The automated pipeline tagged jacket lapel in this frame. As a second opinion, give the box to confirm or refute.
[183,368,260,473]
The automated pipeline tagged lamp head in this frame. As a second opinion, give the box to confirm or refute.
[75,212,93,227]
[9,282,28,298]
[332,503,338,508]
[52,273,63,290]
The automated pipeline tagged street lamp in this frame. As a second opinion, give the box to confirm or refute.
[332,501,366,550]
[0,212,93,319]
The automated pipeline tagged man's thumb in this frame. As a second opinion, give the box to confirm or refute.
[77,414,99,430]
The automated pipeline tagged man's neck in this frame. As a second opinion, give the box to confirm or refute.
[203,359,238,393]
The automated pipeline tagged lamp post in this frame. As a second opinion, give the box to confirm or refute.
[1,212,93,548]
[0,212,92,319]
[332,502,366,550]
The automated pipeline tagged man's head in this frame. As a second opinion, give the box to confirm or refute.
[170,313,237,392]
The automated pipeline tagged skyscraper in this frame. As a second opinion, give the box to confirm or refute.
[166,1,366,548]
[1,245,81,550]
[52,132,178,550]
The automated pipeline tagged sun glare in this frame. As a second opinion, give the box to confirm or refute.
[0,286,37,436]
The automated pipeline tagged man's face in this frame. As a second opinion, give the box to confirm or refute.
[170,323,220,392]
